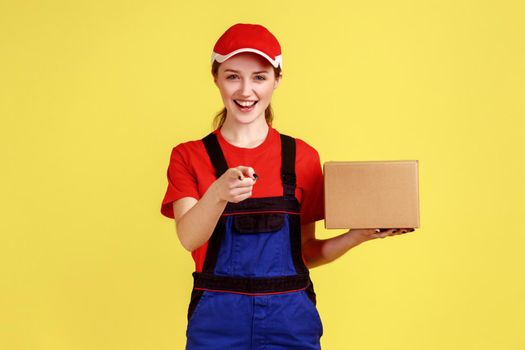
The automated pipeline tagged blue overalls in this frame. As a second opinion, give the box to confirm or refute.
[185,132,323,350]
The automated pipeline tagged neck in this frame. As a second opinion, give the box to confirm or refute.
[220,117,270,148]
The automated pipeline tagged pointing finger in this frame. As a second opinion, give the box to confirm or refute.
[227,168,244,182]
[237,166,257,181]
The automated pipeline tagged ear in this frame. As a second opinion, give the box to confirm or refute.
[273,73,282,90]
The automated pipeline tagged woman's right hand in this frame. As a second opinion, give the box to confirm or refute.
[211,166,257,203]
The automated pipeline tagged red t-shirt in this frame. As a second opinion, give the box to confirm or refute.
[160,125,325,271]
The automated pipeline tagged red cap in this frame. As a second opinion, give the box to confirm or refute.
[211,23,282,69]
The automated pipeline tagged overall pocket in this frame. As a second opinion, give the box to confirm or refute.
[232,213,285,234]
[300,290,324,336]
[187,289,209,322]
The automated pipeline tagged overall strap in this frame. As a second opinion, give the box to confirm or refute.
[202,131,297,198]
[202,132,228,179]
[280,134,297,199]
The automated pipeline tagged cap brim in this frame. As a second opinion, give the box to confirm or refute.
[211,48,282,69]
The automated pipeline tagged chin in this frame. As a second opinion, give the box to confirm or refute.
[233,116,259,124]
[229,110,265,124]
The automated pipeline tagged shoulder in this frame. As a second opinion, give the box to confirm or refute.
[170,136,209,161]
[166,136,214,178]
[295,137,319,158]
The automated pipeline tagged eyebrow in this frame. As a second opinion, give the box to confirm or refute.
[224,69,269,74]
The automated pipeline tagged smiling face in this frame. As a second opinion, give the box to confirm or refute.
[214,52,281,126]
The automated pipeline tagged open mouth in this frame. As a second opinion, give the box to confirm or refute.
[234,100,258,110]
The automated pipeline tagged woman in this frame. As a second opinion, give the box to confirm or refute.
[161,23,414,350]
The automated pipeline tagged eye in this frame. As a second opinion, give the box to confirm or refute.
[226,74,238,80]
[255,75,266,81]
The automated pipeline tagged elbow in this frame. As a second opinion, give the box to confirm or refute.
[304,257,322,269]
[175,223,196,252]
[302,239,333,269]
[178,233,196,253]
[180,240,194,253]
[304,258,314,269]
[302,239,319,268]
[304,256,331,269]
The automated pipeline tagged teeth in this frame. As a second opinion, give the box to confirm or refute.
[235,100,257,107]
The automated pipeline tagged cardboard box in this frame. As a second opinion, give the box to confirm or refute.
[323,160,420,229]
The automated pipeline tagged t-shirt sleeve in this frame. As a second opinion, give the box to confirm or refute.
[160,144,200,219]
[299,147,325,225]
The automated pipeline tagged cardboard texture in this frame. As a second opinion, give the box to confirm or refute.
[323,160,420,229]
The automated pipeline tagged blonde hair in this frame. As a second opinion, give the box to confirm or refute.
[211,60,282,130]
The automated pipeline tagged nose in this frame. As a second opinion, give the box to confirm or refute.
[239,79,253,97]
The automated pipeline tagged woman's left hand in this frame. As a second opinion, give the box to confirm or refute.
[347,227,416,245]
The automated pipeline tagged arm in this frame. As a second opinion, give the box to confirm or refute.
[172,166,257,252]
[301,223,415,269]
[172,190,226,252]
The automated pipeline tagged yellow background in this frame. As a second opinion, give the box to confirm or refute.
[1,0,524,349]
